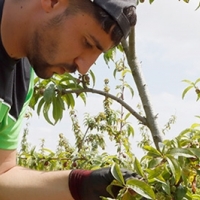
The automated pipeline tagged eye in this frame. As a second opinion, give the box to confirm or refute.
[84,38,93,49]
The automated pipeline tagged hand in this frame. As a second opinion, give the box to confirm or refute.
[69,167,142,200]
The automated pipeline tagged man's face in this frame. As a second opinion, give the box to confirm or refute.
[28,12,113,79]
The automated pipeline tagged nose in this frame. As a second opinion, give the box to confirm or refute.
[74,53,100,75]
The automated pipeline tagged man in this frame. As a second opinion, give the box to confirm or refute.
[0,0,137,199]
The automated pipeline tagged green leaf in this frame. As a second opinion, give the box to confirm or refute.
[124,84,134,97]
[43,102,53,125]
[58,95,65,110]
[175,185,187,200]
[116,44,123,52]
[182,79,193,84]
[147,166,164,179]
[178,128,193,140]
[43,84,55,103]
[124,112,131,121]
[168,148,196,158]
[133,158,144,177]
[113,68,117,79]
[162,183,171,196]
[78,92,86,105]
[166,155,181,184]
[148,157,163,168]
[52,95,64,124]
[197,93,200,101]
[63,93,75,108]
[195,2,200,10]
[42,148,55,156]
[111,164,125,185]
[121,189,134,200]
[106,180,123,198]
[59,73,77,84]
[29,91,41,109]
[143,145,162,157]
[34,76,40,85]
[60,83,80,90]
[37,98,45,116]
[121,69,131,77]
[194,78,200,85]
[103,48,116,64]
[89,70,96,87]
[154,175,171,195]
[127,124,134,137]
[126,179,156,199]
[182,85,193,99]
[192,194,200,199]
[188,148,200,158]
[190,123,200,128]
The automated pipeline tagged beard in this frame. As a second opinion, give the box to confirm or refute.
[27,22,77,79]
[29,56,77,79]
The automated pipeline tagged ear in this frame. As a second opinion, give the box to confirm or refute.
[41,0,61,13]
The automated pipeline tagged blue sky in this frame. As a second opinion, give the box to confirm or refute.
[19,0,200,159]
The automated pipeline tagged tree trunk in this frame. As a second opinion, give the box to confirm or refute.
[122,28,163,150]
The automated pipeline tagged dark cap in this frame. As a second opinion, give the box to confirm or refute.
[91,0,137,39]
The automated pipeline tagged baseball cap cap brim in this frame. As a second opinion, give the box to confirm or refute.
[91,0,137,39]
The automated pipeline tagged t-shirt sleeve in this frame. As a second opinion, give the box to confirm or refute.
[0,69,34,150]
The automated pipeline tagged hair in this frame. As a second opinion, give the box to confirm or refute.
[65,0,136,46]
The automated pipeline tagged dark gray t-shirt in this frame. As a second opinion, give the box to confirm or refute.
[0,0,34,149]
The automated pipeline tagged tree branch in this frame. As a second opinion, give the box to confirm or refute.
[62,87,147,125]
[122,28,164,149]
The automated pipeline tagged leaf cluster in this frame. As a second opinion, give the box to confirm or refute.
[18,121,200,199]
[29,74,88,125]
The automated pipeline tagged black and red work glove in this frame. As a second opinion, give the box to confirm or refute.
[68,167,141,200]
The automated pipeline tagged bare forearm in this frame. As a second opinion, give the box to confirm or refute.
[0,166,74,200]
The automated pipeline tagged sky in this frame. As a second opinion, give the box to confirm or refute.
[19,0,200,159]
